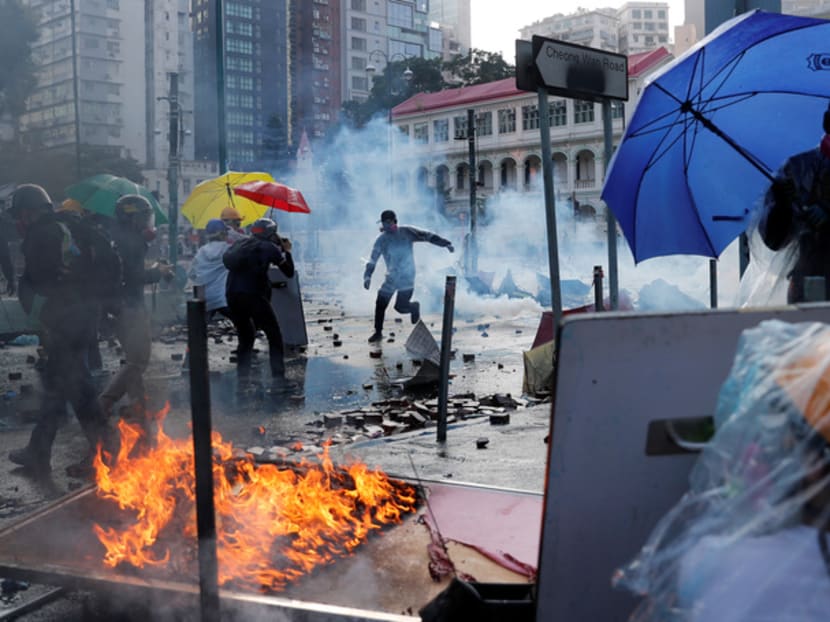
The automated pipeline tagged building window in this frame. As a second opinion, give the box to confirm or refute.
[351,0,366,9]
[352,75,368,91]
[522,104,539,131]
[389,2,413,29]
[433,119,448,143]
[611,101,624,119]
[498,108,516,133]
[351,37,367,52]
[351,17,366,31]
[351,56,366,70]
[413,122,428,143]
[550,100,567,126]
[453,115,468,139]
[476,111,492,136]
[574,100,594,124]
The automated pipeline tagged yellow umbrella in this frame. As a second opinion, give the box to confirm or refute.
[181,171,275,229]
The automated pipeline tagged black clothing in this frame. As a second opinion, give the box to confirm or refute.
[223,236,294,380]
[227,291,286,378]
[224,236,294,299]
[14,212,106,467]
[111,223,162,309]
[760,146,830,302]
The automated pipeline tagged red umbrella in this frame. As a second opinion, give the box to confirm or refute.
[232,180,311,214]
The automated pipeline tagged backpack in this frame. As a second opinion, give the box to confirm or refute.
[59,214,122,304]
[222,236,258,271]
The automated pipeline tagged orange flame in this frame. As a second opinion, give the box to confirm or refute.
[92,404,418,591]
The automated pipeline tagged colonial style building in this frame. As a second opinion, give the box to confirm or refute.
[390,47,673,220]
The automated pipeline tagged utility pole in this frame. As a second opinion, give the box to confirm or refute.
[70,0,82,180]
[467,108,478,273]
[215,0,227,174]
[167,73,180,267]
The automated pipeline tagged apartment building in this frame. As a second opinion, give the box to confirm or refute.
[20,0,146,162]
[291,0,342,141]
[192,0,290,169]
[429,0,471,54]
[342,0,444,103]
[389,47,672,219]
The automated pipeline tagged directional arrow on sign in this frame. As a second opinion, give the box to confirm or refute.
[531,35,628,101]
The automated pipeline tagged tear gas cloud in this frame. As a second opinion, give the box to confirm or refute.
[275,118,757,322]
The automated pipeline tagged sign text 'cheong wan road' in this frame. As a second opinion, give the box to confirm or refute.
[531,35,628,102]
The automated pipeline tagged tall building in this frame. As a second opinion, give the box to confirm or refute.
[20,0,146,162]
[343,0,444,104]
[145,0,194,169]
[783,0,830,14]
[617,2,671,53]
[290,0,342,141]
[429,0,471,53]
[518,3,671,55]
[519,8,620,52]
[192,0,290,170]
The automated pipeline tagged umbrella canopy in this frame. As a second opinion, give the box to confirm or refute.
[233,180,311,214]
[181,171,275,229]
[602,10,830,263]
[65,174,168,225]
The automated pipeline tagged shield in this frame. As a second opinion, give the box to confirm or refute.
[601,10,830,262]
[181,171,275,229]
[64,174,168,225]
[233,181,311,214]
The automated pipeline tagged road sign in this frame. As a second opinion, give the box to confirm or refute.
[531,35,628,101]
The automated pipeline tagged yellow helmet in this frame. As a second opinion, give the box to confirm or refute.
[221,206,242,221]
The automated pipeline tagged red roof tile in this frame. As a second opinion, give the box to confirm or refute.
[627,46,672,77]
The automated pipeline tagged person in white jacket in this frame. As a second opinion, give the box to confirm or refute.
[188,218,230,318]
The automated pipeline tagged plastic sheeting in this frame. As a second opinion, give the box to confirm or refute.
[614,320,830,621]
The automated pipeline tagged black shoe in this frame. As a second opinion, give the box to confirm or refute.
[368,331,383,343]
[65,457,95,480]
[9,448,50,474]
[410,302,420,325]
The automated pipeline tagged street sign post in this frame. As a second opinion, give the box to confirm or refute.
[515,36,628,333]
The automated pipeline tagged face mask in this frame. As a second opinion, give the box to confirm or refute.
[381,221,397,233]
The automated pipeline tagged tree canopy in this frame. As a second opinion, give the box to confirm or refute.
[340,48,515,129]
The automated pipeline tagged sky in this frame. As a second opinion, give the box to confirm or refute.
[470,0,686,59]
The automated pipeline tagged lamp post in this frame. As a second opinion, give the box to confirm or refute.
[158,72,182,267]
[366,51,413,196]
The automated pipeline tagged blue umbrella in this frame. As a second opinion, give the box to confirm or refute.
[602,10,830,262]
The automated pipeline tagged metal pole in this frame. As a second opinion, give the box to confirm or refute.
[537,90,563,330]
[709,260,718,308]
[593,265,604,311]
[187,299,220,622]
[467,109,478,274]
[70,0,82,180]
[602,100,619,309]
[215,0,227,173]
[167,72,179,267]
[437,276,456,443]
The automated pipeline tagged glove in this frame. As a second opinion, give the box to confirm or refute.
[771,178,796,206]
[447,244,455,253]
[363,277,371,290]
[804,204,830,229]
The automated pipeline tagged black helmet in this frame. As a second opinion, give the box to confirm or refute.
[250,217,277,240]
[114,194,153,226]
[10,184,52,217]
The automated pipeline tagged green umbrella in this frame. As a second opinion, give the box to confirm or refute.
[64,174,169,225]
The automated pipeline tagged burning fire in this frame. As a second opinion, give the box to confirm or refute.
[92,404,418,591]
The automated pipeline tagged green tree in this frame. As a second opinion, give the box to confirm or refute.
[0,1,38,120]
[443,49,515,86]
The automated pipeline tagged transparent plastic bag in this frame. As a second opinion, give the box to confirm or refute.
[614,320,830,621]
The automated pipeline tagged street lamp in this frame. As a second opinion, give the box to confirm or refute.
[366,51,413,196]
[158,72,183,267]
